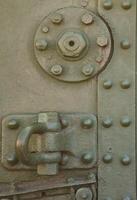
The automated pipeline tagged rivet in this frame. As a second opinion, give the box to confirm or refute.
[87,173,96,181]
[81,118,94,129]
[7,119,19,129]
[61,119,69,128]
[42,26,49,33]
[7,153,18,166]
[103,80,113,89]
[96,56,103,63]
[51,13,63,24]
[81,0,89,7]
[121,154,131,165]
[102,117,113,128]
[82,152,93,164]
[61,154,69,165]
[120,80,131,89]
[35,39,48,51]
[82,64,94,76]
[97,36,108,47]
[81,13,94,25]
[103,0,113,10]
[67,177,75,183]
[103,153,113,163]
[51,65,63,76]
[120,39,131,49]
[121,0,132,9]
[120,116,131,127]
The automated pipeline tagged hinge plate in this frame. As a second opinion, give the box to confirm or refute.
[2,112,97,175]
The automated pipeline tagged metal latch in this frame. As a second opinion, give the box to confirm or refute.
[2,112,97,175]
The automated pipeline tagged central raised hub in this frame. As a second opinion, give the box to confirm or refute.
[57,31,88,60]
[34,6,112,82]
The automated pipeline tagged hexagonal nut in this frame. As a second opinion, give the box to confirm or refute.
[57,31,87,58]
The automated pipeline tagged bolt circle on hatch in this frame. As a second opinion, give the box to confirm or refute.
[34,7,112,82]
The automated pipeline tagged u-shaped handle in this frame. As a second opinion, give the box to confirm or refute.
[16,123,62,166]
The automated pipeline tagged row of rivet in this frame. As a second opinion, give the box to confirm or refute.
[35,37,131,51]
[103,153,131,165]
[49,64,95,76]
[7,150,94,166]
[7,116,131,131]
[103,80,131,89]
[36,36,108,51]
[7,117,94,130]
[103,0,132,10]
[102,116,131,128]
[103,1,132,200]
[48,12,94,26]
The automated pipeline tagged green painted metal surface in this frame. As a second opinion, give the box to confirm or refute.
[0,0,136,199]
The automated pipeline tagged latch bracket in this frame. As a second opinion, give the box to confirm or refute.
[2,112,97,175]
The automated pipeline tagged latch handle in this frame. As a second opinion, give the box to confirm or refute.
[16,123,62,166]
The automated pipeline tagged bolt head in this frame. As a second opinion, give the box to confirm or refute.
[42,26,49,33]
[7,119,19,129]
[120,80,131,89]
[82,64,94,76]
[35,39,48,51]
[103,153,113,163]
[102,117,113,128]
[97,36,108,47]
[58,31,87,59]
[120,116,131,127]
[103,80,113,89]
[103,0,113,10]
[51,13,63,24]
[121,39,130,49]
[81,118,94,129]
[51,65,63,76]
[76,188,93,200]
[96,56,103,63]
[121,0,132,9]
[81,13,94,25]
[121,154,131,165]
[82,152,93,164]
[7,153,18,166]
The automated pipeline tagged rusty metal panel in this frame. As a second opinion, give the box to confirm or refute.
[98,0,136,199]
